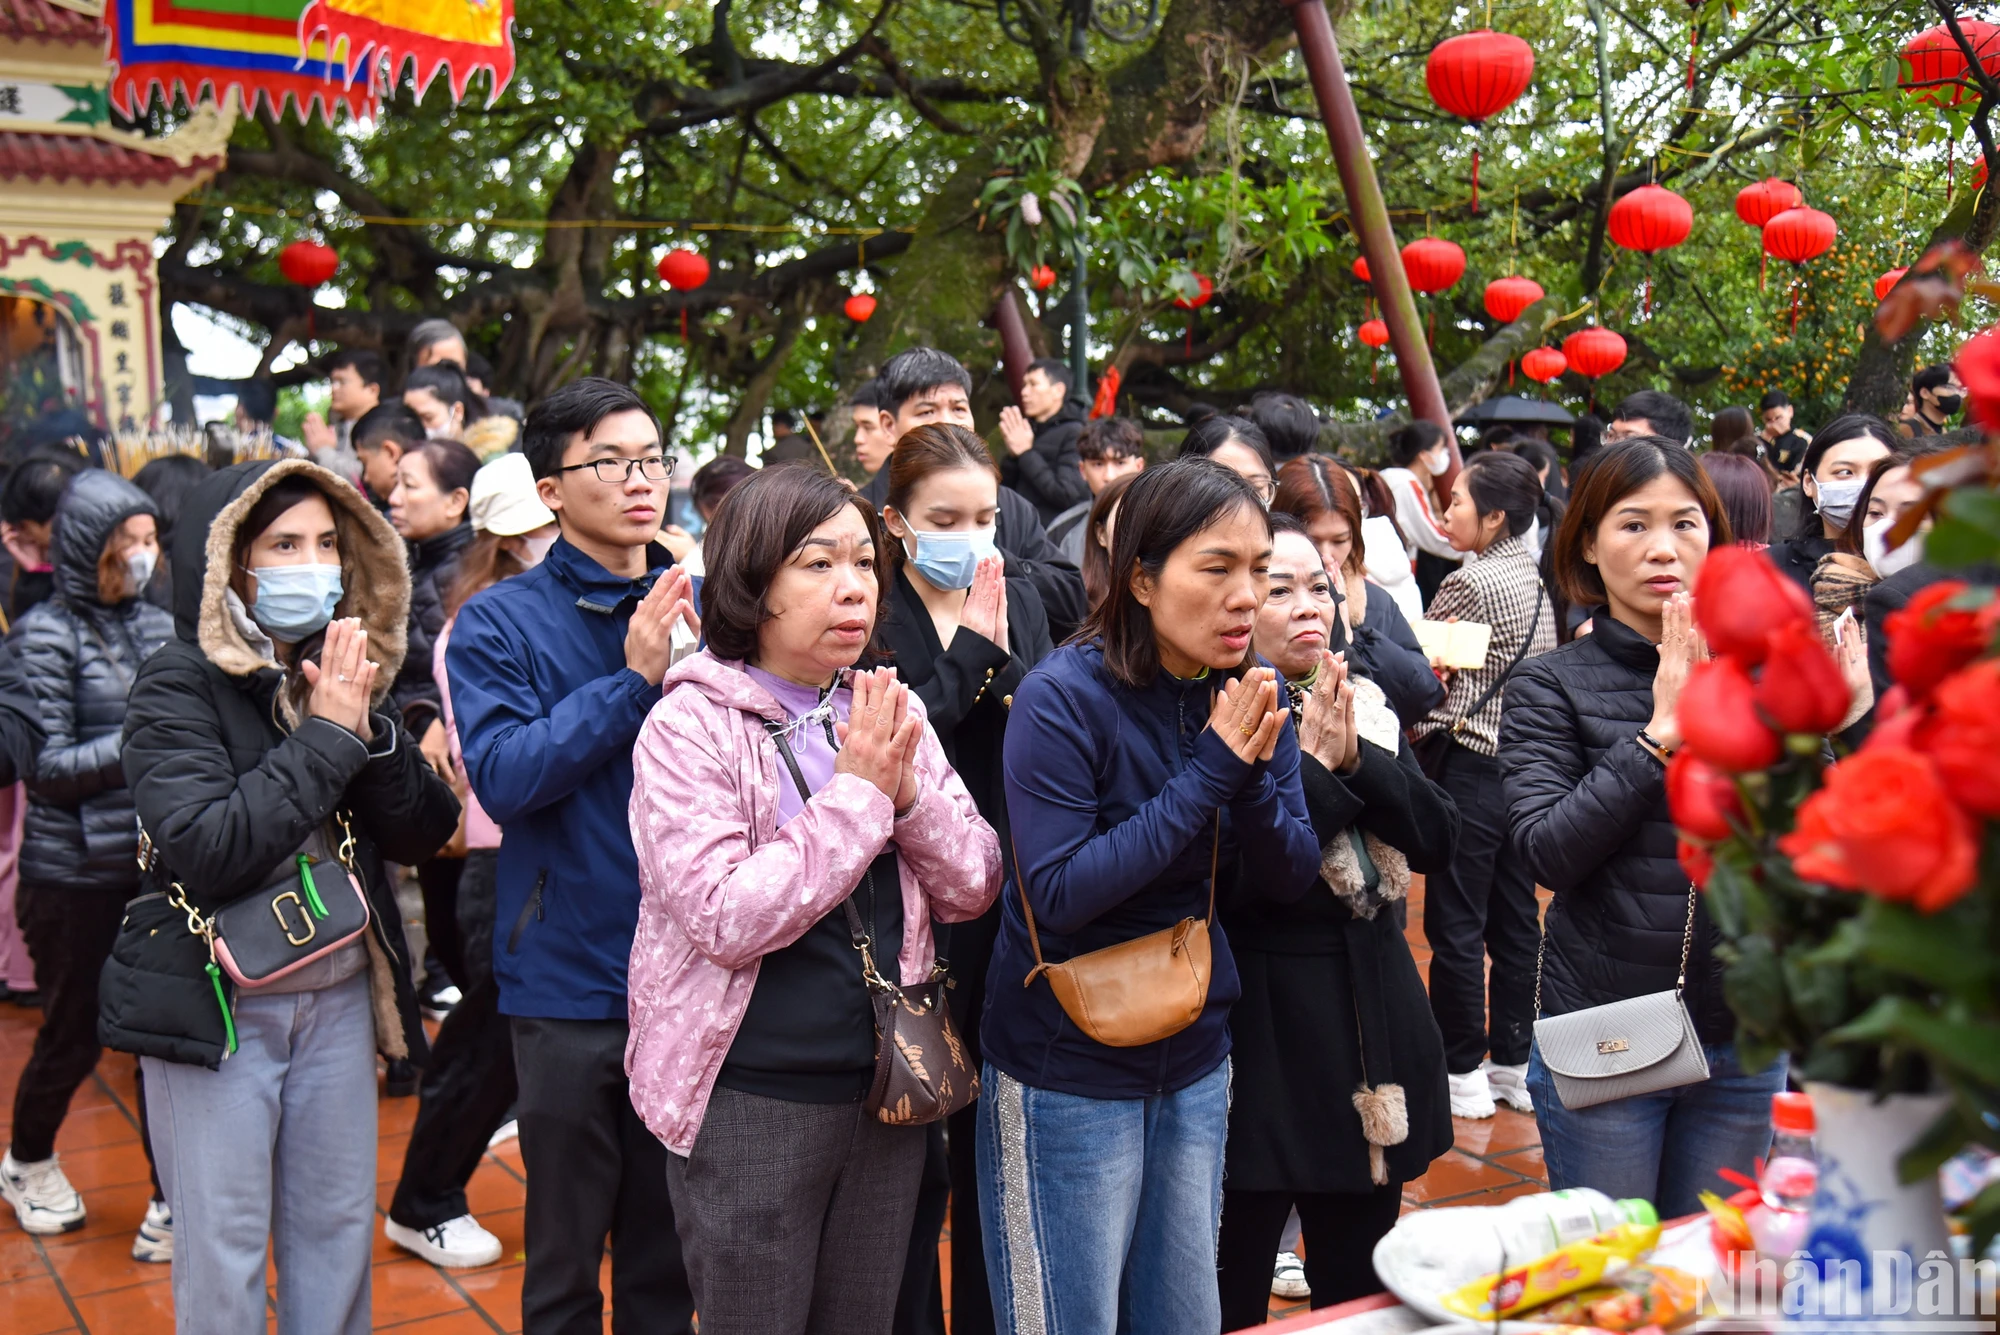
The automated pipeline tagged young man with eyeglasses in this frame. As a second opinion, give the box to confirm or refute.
[446,378,698,1333]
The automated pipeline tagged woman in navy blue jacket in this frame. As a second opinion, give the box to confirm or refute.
[978,458,1320,1335]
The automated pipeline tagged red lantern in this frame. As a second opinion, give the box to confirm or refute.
[1030,265,1057,291]
[1351,256,1371,283]
[1401,238,1466,294]
[1425,30,1534,212]
[1521,346,1567,383]
[1763,206,1837,334]
[1483,275,1544,323]
[1874,267,1909,302]
[844,293,877,323]
[657,248,710,290]
[1735,178,1803,228]
[1901,21,2000,106]
[1563,326,1627,379]
[1607,184,1691,314]
[279,240,338,288]
[1172,272,1214,310]
[1357,319,1390,348]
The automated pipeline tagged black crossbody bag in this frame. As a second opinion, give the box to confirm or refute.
[1412,584,1544,781]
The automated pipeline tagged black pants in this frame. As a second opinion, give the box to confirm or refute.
[513,1015,693,1335]
[12,882,161,1195]
[1216,1183,1403,1331]
[417,856,466,992]
[389,850,517,1229]
[1425,742,1540,1073]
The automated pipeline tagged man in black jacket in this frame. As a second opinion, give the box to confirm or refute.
[997,358,1089,526]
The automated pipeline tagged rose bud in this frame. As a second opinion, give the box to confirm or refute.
[1917,658,2000,816]
[1754,620,1850,735]
[1693,546,1815,665]
[1778,747,1979,912]
[1884,581,1996,698]
[1679,657,1782,772]
[1667,750,1744,842]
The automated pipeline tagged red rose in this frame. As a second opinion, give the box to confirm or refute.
[1778,748,1979,912]
[1667,750,1745,842]
[1884,582,1997,697]
[1754,620,1850,735]
[1916,658,2000,815]
[1955,323,2000,434]
[1678,838,1715,887]
[1679,658,1782,772]
[1694,546,1816,665]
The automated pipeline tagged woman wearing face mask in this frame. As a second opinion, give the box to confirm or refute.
[382,452,556,1269]
[113,461,458,1335]
[1501,439,1785,1218]
[403,363,492,443]
[1379,421,1469,608]
[626,465,1002,1332]
[1273,455,1441,727]
[981,458,1320,1335]
[3,471,174,1256]
[1215,514,1457,1328]
[1763,415,1898,594]
[876,424,1053,1334]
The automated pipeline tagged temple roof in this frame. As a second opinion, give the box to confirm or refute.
[0,0,102,45]
[0,130,220,185]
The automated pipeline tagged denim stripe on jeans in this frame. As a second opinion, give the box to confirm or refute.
[975,1058,1229,1335]
[1526,1039,1786,1219]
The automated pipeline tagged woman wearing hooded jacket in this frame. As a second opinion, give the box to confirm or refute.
[2,470,174,1256]
[113,460,459,1335]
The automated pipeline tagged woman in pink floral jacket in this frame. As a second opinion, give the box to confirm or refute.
[626,464,1002,1334]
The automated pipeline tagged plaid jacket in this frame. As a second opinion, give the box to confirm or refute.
[1416,534,1555,756]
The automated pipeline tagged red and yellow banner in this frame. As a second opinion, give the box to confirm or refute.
[300,0,515,106]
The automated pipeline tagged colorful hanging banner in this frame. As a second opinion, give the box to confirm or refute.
[299,0,514,106]
[108,0,377,122]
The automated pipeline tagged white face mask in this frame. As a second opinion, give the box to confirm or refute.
[520,533,558,568]
[1863,517,1925,578]
[1812,478,1865,529]
[1420,445,1451,477]
[125,548,158,590]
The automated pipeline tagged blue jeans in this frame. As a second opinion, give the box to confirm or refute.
[1527,1039,1786,1218]
[976,1059,1230,1335]
[142,971,378,1335]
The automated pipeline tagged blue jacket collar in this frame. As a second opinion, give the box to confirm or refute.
[544,536,674,614]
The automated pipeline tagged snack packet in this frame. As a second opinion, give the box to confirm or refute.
[1438,1221,1663,1321]
[1536,1263,1701,1331]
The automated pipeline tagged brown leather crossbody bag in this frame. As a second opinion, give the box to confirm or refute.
[1009,817,1220,1048]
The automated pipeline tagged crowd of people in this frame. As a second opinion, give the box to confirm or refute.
[0,331,1971,1335]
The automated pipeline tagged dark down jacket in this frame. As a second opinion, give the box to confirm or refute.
[1497,613,1733,1046]
[12,469,173,890]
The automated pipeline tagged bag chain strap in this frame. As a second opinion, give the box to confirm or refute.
[1533,881,1697,1019]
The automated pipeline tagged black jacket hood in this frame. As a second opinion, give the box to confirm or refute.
[52,469,156,608]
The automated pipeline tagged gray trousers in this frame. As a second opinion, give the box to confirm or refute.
[665,1085,927,1335]
[142,970,377,1335]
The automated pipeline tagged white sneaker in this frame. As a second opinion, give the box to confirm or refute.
[421,985,463,1023]
[486,1119,518,1149]
[1271,1249,1311,1300]
[1448,1068,1497,1119]
[0,1151,85,1234]
[1483,1059,1534,1113]
[132,1198,173,1262]
[385,1213,503,1268]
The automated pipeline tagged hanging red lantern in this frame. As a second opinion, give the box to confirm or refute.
[658,248,710,341]
[1030,265,1057,291]
[1734,178,1802,229]
[1874,267,1909,302]
[1483,275,1544,323]
[1901,21,2000,106]
[279,240,338,288]
[1351,256,1371,283]
[1401,239,1466,294]
[1521,346,1567,384]
[1171,272,1214,310]
[1425,30,1534,213]
[1606,185,1692,314]
[1762,207,1838,333]
[844,293,877,323]
[1357,319,1390,349]
[1562,326,1627,379]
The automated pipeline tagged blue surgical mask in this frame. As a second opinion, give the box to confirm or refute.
[902,525,998,591]
[249,562,344,641]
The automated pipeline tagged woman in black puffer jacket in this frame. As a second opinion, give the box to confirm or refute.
[4,468,173,1247]
[1499,439,1785,1219]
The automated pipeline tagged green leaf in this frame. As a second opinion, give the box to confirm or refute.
[1923,514,2000,569]
[1828,997,2000,1086]
[1722,935,1788,1035]
[1850,899,1999,1002]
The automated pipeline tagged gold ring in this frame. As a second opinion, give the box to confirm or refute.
[1240,723,1255,736]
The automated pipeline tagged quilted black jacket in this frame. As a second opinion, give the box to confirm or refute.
[1497,613,1733,1046]
[11,470,173,891]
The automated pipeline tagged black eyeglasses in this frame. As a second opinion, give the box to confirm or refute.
[558,455,674,484]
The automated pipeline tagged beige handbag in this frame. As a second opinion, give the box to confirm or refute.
[1532,885,1711,1109]
[1010,820,1219,1049]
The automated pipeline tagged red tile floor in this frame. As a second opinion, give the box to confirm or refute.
[0,877,1547,1331]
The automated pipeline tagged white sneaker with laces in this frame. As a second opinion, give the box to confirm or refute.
[421,985,463,1022]
[1448,1068,1498,1120]
[1483,1059,1534,1113]
[486,1119,518,1149]
[385,1213,503,1268]
[132,1198,173,1262]
[1271,1249,1311,1300]
[0,1151,85,1234]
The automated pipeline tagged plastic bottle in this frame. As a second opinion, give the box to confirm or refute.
[1480,1189,1660,1261]
[1760,1091,1818,1212]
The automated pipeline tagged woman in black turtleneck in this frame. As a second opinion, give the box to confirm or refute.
[1763,415,1896,595]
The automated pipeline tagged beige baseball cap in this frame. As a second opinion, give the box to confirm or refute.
[469,453,557,536]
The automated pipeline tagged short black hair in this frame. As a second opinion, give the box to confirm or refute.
[1610,389,1693,444]
[1757,390,1791,412]
[464,349,494,384]
[404,363,491,427]
[1462,451,1544,538]
[0,450,82,524]
[850,379,886,412]
[327,348,385,390]
[237,379,278,424]
[1026,357,1074,395]
[691,455,756,514]
[1912,363,1956,395]
[131,454,211,546]
[1078,417,1146,462]
[1178,415,1274,473]
[521,377,662,480]
[879,346,973,414]
[1246,392,1321,460]
[352,402,427,455]
[1388,420,1448,468]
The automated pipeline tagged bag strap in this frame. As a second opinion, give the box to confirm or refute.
[1008,813,1220,984]
[761,716,891,991]
[1446,583,1544,737]
[1534,880,1696,1017]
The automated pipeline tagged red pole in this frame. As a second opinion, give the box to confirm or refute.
[1283,0,1460,488]
[992,288,1034,399]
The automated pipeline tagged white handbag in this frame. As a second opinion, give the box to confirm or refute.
[1532,886,1711,1110]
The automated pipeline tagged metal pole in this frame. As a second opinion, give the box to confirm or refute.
[1068,234,1090,407]
[1283,0,1460,481]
